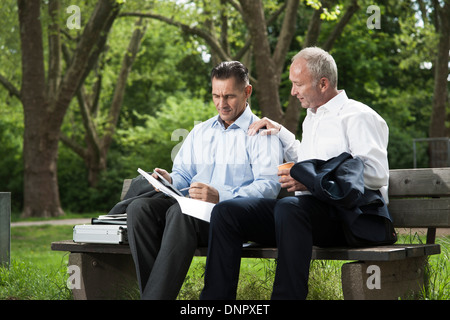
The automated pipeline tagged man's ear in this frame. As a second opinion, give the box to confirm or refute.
[245,84,253,99]
[319,77,329,92]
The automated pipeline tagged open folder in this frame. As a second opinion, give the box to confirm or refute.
[137,168,214,222]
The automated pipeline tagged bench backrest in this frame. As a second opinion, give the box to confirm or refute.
[121,179,132,202]
[388,168,450,229]
[121,168,450,230]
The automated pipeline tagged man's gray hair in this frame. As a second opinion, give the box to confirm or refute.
[292,47,338,89]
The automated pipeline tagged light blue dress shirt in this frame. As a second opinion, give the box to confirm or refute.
[170,106,283,201]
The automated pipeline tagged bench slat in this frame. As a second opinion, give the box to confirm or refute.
[311,244,440,261]
[389,198,450,228]
[52,241,440,262]
[124,169,450,199]
[51,240,131,255]
[120,179,132,201]
[389,168,450,197]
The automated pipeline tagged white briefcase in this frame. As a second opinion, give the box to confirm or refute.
[73,224,128,244]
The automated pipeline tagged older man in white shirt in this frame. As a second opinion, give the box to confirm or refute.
[272,89,389,202]
[200,47,395,300]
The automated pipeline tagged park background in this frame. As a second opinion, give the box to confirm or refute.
[1,0,449,217]
[0,0,449,300]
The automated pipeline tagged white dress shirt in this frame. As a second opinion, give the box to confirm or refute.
[278,90,389,201]
[171,106,283,201]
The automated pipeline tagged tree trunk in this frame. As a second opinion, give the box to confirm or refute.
[18,0,63,218]
[239,0,291,124]
[429,1,450,167]
[18,0,120,217]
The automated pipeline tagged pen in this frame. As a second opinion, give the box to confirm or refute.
[179,187,191,192]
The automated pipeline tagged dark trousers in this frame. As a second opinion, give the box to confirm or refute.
[200,196,348,300]
[127,194,209,299]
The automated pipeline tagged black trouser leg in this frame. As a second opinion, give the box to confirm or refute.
[200,198,278,300]
[272,196,347,299]
[200,196,347,300]
[127,195,209,299]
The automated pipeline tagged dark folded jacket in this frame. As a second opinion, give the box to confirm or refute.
[290,152,396,245]
[107,174,160,215]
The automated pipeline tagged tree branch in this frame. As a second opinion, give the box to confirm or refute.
[225,0,243,15]
[233,38,252,61]
[59,133,87,159]
[76,86,101,156]
[220,0,230,58]
[55,0,120,119]
[0,73,21,100]
[47,0,61,102]
[273,0,299,77]
[304,5,324,47]
[322,0,359,51]
[119,12,232,61]
[267,1,288,26]
[102,18,147,151]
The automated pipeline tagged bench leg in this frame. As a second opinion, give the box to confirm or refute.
[341,257,426,300]
[68,252,138,300]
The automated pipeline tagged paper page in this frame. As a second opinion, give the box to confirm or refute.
[173,195,214,222]
[137,168,179,198]
[137,168,214,222]
[97,214,127,220]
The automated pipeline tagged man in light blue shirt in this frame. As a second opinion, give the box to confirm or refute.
[127,61,283,299]
[170,104,282,201]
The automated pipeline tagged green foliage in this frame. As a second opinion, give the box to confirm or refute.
[327,0,435,169]
[57,146,126,213]
[0,0,21,84]
[57,11,213,212]
[120,18,211,121]
[59,94,217,213]
[0,100,24,212]
[116,94,217,173]
[0,0,446,212]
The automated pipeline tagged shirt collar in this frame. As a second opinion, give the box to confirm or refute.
[212,104,253,131]
[308,90,348,116]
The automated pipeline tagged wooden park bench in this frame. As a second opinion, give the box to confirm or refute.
[51,168,449,300]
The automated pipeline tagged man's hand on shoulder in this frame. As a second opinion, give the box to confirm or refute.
[189,182,220,204]
[248,117,281,136]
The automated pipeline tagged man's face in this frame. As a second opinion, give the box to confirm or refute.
[289,58,323,112]
[212,77,251,128]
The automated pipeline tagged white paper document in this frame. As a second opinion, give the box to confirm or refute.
[137,168,214,222]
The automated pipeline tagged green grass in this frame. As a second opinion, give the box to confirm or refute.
[1,222,449,300]
[179,234,450,300]
[1,224,73,300]
[178,257,346,300]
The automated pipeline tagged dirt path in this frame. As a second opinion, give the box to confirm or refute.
[11,218,91,227]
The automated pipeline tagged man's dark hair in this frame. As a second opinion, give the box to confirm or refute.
[211,61,249,88]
